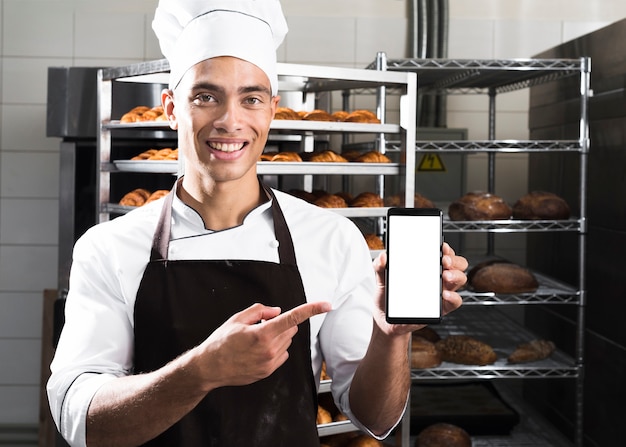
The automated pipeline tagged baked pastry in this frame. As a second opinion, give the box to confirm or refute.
[411,336,442,369]
[351,192,384,208]
[119,188,151,207]
[364,233,384,250]
[145,190,169,204]
[508,339,555,364]
[345,435,382,447]
[273,106,300,120]
[331,110,349,121]
[512,191,571,220]
[314,194,348,208]
[343,109,381,123]
[131,149,158,160]
[308,150,348,163]
[384,192,435,208]
[259,151,278,161]
[354,151,391,163]
[302,109,335,121]
[271,151,302,162]
[340,150,363,162]
[448,191,512,221]
[148,148,178,160]
[317,405,332,425]
[436,335,497,366]
[416,423,472,447]
[468,260,539,294]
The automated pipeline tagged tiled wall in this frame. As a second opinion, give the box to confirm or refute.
[0,0,624,434]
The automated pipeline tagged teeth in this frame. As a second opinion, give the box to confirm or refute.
[209,141,245,153]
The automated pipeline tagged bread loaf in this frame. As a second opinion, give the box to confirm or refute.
[411,336,442,369]
[508,339,555,364]
[350,192,384,208]
[468,260,539,294]
[416,423,472,447]
[512,191,570,219]
[436,335,497,366]
[448,192,511,221]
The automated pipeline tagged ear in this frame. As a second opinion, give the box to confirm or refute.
[271,95,281,117]
[161,89,178,130]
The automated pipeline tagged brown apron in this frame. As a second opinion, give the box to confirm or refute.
[133,184,320,446]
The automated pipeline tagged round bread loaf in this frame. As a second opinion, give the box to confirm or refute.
[512,191,570,219]
[411,336,442,369]
[448,192,512,220]
[416,423,472,447]
[468,260,539,294]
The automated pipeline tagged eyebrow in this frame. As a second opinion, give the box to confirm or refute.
[190,82,271,96]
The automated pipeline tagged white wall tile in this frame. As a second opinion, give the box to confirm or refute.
[0,151,59,198]
[3,1,74,58]
[355,17,407,64]
[284,16,356,65]
[0,340,41,384]
[0,245,57,292]
[448,18,495,59]
[0,293,43,339]
[0,198,59,245]
[494,20,562,58]
[0,386,39,424]
[562,20,612,42]
[1,104,59,151]
[74,11,147,60]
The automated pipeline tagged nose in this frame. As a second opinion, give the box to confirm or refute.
[213,100,242,133]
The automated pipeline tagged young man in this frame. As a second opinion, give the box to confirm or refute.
[47,1,468,446]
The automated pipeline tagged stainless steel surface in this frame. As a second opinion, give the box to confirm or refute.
[47,67,101,138]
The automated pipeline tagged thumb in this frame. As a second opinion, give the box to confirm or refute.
[233,303,282,325]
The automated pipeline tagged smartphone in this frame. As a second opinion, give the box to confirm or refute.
[385,207,443,324]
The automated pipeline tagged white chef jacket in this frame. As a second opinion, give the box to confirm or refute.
[47,188,392,446]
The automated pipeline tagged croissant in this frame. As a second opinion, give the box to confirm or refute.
[302,109,335,121]
[354,151,391,163]
[271,152,302,162]
[364,233,384,250]
[145,190,169,204]
[274,107,300,120]
[119,188,151,207]
[343,109,380,123]
[308,150,348,163]
[350,192,384,208]
[314,194,348,208]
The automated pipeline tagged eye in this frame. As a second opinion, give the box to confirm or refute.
[243,96,262,106]
[192,93,216,106]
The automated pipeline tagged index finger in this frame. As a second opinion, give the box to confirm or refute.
[265,301,332,334]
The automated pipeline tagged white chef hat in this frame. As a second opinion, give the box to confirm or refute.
[152,0,288,94]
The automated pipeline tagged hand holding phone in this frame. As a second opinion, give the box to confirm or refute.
[385,207,443,324]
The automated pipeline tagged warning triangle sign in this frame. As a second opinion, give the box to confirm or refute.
[417,154,446,172]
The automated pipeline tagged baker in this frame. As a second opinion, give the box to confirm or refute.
[47,0,468,446]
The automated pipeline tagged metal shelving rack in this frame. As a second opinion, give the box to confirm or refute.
[367,54,590,447]
[96,59,417,441]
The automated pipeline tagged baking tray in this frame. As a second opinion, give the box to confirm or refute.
[410,382,520,436]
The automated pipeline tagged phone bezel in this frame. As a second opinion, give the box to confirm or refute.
[385,207,443,325]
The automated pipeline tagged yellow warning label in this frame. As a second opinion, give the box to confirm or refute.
[417,154,446,172]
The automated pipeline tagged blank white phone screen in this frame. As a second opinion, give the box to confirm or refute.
[387,214,441,319]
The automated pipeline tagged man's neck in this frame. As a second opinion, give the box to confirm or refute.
[177,177,268,231]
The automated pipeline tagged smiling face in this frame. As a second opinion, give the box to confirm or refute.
[163,56,279,195]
